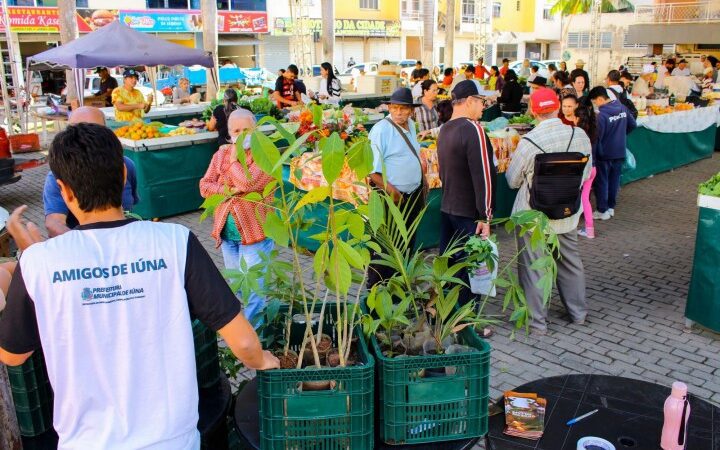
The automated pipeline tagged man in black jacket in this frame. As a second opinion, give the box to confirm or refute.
[437,80,496,307]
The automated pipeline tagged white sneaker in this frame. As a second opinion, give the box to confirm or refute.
[608,208,615,217]
[593,211,611,220]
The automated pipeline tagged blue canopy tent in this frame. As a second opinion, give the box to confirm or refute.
[26,20,217,106]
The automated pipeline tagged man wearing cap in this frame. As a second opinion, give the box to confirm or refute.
[112,69,153,122]
[367,88,425,287]
[506,88,592,335]
[574,60,590,91]
[672,59,691,76]
[437,79,496,307]
[93,67,117,107]
[528,76,547,94]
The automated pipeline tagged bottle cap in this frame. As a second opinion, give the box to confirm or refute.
[671,381,688,397]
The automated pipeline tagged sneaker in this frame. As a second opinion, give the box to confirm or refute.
[608,208,615,217]
[578,228,595,239]
[593,211,611,220]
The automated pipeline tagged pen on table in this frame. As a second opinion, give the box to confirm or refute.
[566,409,599,426]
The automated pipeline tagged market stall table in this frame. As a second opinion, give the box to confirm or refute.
[622,105,720,185]
[120,131,219,219]
[486,374,720,450]
[233,377,480,450]
[101,103,209,126]
[32,112,68,143]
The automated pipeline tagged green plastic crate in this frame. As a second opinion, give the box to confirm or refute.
[193,319,222,389]
[257,303,375,450]
[371,327,491,445]
[7,350,54,437]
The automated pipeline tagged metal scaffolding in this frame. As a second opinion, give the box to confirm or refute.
[587,0,603,85]
[471,0,492,63]
[289,0,315,77]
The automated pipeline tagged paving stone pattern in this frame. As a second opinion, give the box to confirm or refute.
[3,148,719,449]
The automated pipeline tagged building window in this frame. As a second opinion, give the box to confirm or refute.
[360,0,379,9]
[622,33,644,49]
[401,0,422,19]
[543,8,553,20]
[7,0,34,5]
[461,0,476,23]
[231,0,266,10]
[492,2,501,18]
[567,31,612,49]
[147,0,190,8]
[496,43,518,62]
[76,0,88,6]
[37,0,57,5]
[516,1,520,11]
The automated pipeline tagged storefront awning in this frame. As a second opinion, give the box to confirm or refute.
[218,36,261,46]
[626,23,720,44]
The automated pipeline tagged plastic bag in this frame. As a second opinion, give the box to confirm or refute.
[469,239,499,297]
[623,148,637,171]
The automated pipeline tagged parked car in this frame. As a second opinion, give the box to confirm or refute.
[392,59,417,68]
[337,62,379,90]
[310,65,340,77]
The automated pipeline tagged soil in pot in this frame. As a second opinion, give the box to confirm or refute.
[275,349,299,369]
[301,334,333,366]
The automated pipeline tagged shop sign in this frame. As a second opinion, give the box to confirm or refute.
[118,10,204,33]
[273,17,401,38]
[0,7,98,33]
[217,11,268,33]
[0,8,268,34]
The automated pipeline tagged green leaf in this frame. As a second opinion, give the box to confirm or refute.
[199,194,227,222]
[262,211,289,247]
[313,242,329,279]
[347,139,374,180]
[327,246,352,295]
[368,190,384,232]
[337,241,365,269]
[347,213,365,239]
[312,104,323,128]
[262,179,278,198]
[243,192,263,203]
[320,132,345,185]
[250,131,282,179]
[293,186,331,213]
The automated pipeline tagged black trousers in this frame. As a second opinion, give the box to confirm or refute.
[439,211,479,306]
[366,188,426,289]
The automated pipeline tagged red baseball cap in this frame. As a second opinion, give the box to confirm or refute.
[530,88,560,114]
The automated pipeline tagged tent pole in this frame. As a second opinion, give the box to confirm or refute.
[150,66,159,109]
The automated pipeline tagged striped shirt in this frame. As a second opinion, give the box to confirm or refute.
[437,117,496,220]
[414,103,441,137]
[505,118,592,234]
[199,144,274,247]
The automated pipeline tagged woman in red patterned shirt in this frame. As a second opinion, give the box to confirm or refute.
[200,109,274,327]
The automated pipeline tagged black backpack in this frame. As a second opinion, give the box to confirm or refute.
[618,89,638,119]
[523,128,590,220]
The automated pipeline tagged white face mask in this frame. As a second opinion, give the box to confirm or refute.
[231,134,251,149]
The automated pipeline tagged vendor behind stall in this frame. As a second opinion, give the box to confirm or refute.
[172,78,193,105]
[272,64,300,108]
[94,67,117,107]
[111,68,152,122]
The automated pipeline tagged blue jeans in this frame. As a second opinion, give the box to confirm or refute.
[220,238,274,328]
[593,158,624,213]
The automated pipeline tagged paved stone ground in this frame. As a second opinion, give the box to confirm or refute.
[3,145,720,447]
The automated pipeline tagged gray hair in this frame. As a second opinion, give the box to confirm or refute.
[228,108,256,125]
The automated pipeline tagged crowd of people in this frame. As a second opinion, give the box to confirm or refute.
[0,51,700,447]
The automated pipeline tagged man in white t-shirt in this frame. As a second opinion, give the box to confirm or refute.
[671,59,691,76]
[0,123,279,450]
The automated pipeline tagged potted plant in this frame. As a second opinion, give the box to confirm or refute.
[200,103,377,449]
[362,193,559,445]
